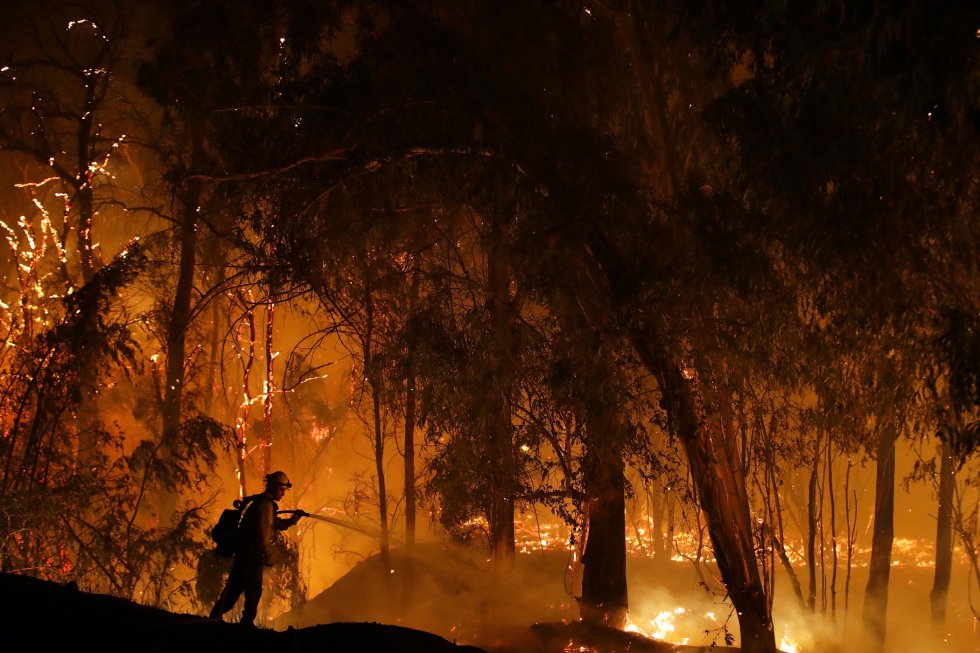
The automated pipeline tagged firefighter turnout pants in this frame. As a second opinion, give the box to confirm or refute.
[209,554,265,626]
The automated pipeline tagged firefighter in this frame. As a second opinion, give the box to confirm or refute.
[209,471,306,626]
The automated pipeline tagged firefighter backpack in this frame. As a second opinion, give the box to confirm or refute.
[210,494,259,557]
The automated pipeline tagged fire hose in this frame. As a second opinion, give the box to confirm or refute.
[277,510,393,542]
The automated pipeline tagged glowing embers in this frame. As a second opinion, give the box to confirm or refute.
[513,516,717,563]
[515,520,576,555]
[562,642,599,653]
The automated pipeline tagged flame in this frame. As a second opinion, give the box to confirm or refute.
[779,634,800,653]
[311,423,334,442]
[624,608,689,644]
[651,607,687,641]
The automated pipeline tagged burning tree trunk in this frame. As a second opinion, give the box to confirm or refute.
[579,410,628,628]
[862,421,897,646]
[75,182,96,285]
[632,338,775,653]
[929,438,956,625]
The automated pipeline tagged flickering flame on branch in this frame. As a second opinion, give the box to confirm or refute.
[14,177,61,189]
[0,204,67,344]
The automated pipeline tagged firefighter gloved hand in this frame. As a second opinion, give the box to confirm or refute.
[288,510,307,525]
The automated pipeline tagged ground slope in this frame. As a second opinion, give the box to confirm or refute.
[0,572,485,653]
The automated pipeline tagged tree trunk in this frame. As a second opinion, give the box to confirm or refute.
[862,421,897,646]
[364,296,390,570]
[807,430,822,611]
[651,487,667,560]
[828,437,838,622]
[374,387,390,567]
[579,405,628,628]
[72,163,99,462]
[404,361,417,546]
[632,337,775,653]
[203,244,226,418]
[929,438,955,625]
[572,236,773,651]
[233,303,256,500]
[259,299,275,477]
[75,84,97,286]
[844,459,857,623]
[76,183,96,285]
[486,216,515,561]
[404,268,420,547]
[158,168,201,523]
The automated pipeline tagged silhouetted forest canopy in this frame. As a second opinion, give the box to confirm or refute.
[0,2,978,653]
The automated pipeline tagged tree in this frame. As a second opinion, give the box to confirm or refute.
[0,0,138,287]
[0,238,226,605]
[694,1,980,645]
[203,3,785,647]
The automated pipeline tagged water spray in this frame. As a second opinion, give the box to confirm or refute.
[278,510,392,542]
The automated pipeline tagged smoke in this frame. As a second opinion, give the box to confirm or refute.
[279,543,581,646]
[269,527,978,653]
[623,552,978,653]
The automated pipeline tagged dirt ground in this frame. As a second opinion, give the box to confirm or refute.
[0,571,484,653]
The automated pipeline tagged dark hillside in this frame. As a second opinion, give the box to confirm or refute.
[0,572,485,653]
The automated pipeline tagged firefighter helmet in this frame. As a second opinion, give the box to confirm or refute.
[265,470,292,488]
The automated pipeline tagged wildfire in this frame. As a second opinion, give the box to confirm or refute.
[623,607,691,644]
[515,520,577,555]
[779,634,800,653]
[311,423,334,442]
[514,514,955,572]
[651,607,687,641]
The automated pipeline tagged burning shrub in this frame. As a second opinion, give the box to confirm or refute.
[0,244,228,609]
